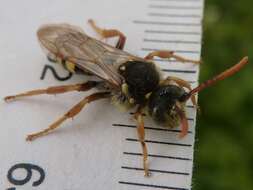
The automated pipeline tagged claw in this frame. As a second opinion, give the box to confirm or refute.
[4,96,15,102]
[26,134,36,141]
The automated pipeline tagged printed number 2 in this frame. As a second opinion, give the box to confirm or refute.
[40,64,73,81]
[7,163,45,189]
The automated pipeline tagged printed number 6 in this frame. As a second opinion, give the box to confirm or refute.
[7,163,45,187]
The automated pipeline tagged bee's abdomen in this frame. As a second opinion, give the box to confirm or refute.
[118,60,160,104]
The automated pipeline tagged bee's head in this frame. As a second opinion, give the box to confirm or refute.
[148,84,187,126]
[147,56,249,129]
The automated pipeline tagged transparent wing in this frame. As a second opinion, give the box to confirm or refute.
[37,23,140,87]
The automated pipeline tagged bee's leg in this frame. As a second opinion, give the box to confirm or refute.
[4,81,98,102]
[26,92,110,141]
[175,102,189,138]
[144,50,201,64]
[134,108,150,177]
[162,76,198,108]
[88,19,126,50]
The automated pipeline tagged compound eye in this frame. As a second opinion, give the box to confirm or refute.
[178,92,188,102]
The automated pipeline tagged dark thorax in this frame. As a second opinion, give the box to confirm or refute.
[118,60,160,105]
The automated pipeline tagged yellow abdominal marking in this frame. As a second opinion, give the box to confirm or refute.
[65,61,76,73]
[53,54,76,73]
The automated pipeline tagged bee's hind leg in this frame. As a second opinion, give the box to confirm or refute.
[4,81,99,102]
[26,92,111,141]
[144,50,201,64]
[134,107,150,177]
[88,19,126,50]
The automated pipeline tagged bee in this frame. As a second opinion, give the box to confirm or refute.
[4,19,248,176]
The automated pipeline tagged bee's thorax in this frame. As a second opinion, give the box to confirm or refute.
[118,60,160,105]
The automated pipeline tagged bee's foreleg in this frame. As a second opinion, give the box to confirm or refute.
[175,102,189,138]
[134,108,150,177]
[26,92,111,141]
[88,19,126,50]
[144,50,201,64]
[4,81,99,102]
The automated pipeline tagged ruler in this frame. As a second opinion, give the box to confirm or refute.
[118,1,203,189]
[0,0,203,189]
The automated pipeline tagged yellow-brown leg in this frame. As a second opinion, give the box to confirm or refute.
[26,92,110,141]
[144,50,200,64]
[88,19,126,50]
[4,81,98,102]
[175,102,189,138]
[134,107,149,177]
[161,76,197,107]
